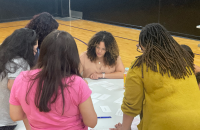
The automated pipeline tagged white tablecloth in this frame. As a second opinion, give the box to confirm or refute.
[87,78,140,130]
[87,79,124,129]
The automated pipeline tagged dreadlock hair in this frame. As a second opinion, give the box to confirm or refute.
[180,44,195,72]
[132,23,194,79]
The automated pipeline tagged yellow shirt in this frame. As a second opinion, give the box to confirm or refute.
[122,60,200,130]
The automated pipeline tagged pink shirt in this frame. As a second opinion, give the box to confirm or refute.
[9,69,92,130]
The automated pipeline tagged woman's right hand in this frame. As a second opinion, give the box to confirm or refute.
[110,123,123,130]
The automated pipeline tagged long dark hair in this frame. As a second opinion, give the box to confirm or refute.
[26,12,59,49]
[132,23,194,79]
[87,31,119,66]
[0,28,37,79]
[26,30,81,114]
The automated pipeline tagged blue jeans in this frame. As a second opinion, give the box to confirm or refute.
[0,125,17,130]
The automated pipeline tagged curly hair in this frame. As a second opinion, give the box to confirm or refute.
[87,31,119,66]
[0,28,37,79]
[132,23,194,79]
[25,12,59,49]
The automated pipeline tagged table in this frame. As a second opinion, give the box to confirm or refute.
[87,78,125,129]
[15,78,140,130]
[87,78,140,130]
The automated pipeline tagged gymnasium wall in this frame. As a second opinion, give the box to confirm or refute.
[0,0,199,39]
[0,0,69,23]
[71,0,200,40]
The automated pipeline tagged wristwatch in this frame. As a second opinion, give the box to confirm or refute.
[102,72,105,78]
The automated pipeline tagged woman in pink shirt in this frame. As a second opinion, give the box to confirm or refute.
[80,31,125,79]
[9,30,97,130]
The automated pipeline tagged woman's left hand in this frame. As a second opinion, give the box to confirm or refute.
[90,73,99,79]
[90,73,104,79]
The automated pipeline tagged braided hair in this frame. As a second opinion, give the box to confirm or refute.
[132,23,194,79]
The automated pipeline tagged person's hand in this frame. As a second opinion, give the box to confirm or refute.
[110,123,123,130]
[90,73,99,80]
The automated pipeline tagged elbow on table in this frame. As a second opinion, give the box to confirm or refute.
[110,71,124,79]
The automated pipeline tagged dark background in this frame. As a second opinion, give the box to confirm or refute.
[0,0,200,39]
[0,0,69,22]
[71,0,200,39]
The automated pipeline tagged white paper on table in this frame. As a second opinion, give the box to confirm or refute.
[106,86,120,91]
[100,106,112,112]
[98,94,111,100]
[91,93,102,99]
[114,97,123,104]
[89,88,93,90]
[92,99,99,104]
[115,109,123,116]
[107,88,118,91]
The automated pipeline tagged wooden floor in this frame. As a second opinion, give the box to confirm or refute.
[1,19,200,67]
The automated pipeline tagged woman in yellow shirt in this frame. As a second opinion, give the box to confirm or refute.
[111,23,200,130]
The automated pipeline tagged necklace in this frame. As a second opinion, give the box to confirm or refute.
[99,62,100,64]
